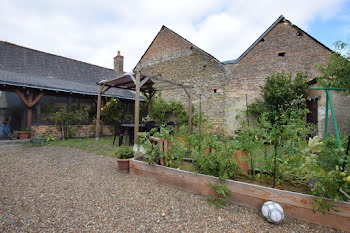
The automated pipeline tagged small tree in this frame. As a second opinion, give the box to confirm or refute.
[317,41,350,94]
[54,107,89,139]
[249,72,309,122]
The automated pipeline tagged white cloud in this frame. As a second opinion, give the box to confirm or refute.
[0,0,348,71]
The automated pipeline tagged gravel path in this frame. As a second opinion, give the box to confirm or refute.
[0,144,344,232]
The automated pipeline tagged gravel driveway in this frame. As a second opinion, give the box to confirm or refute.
[0,144,343,232]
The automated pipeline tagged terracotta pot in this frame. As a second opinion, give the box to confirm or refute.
[234,150,249,174]
[117,158,132,172]
[17,131,31,140]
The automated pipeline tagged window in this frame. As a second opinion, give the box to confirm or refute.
[278,52,285,57]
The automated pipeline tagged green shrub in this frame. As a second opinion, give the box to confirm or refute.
[150,95,188,125]
[115,146,134,159]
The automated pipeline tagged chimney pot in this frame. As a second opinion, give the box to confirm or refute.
[114,51,124,75]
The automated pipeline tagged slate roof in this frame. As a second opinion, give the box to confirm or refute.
[222,15,332,65]
[0,41,137,100]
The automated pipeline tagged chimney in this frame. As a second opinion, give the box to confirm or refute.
[114,51,124,75]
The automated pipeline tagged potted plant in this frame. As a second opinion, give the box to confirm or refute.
[17,128,31,139]
[115,146,134,172]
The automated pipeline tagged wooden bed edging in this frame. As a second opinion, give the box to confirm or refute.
[130,158,350,231]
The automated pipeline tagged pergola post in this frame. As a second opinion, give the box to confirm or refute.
[95,84,103,141]
[101,98,105,136]
[188,87,192,133]
[134,71,141,145]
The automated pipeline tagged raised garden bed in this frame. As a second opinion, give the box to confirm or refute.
[130,157,350,231]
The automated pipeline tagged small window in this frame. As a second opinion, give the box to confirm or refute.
[213,88,217,93]
[296,31,303,36]
[278,52,285,57]
[260,38,265,42]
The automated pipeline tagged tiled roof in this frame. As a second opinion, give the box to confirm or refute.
[0,70,136,99]
[0,41,137,99]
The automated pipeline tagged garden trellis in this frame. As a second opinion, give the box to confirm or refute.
[309,87,346,149]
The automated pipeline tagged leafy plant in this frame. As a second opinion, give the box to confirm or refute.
[249,72,309,123]
[317,41,350,94]
[149,95,188,126]
[115,146,134,159]
[102,97,127,124]
[54,107,89,139]
[207,182,232,209]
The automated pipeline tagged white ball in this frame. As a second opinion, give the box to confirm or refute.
[261,201,284,224]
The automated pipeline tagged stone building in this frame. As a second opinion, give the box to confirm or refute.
[135,15,350,136]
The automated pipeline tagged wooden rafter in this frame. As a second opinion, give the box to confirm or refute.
[15,89,44,128]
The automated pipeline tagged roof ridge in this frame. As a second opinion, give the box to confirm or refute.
[0,40,114,71]
[162,25,220,63]
[222,15,332,64]
[134,25,220,70]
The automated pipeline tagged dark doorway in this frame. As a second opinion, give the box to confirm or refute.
[306,98,318,125]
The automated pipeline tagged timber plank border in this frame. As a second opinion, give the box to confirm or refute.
[130,158,350,231]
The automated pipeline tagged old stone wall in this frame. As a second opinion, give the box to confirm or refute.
[140,49,226,134]
[138,26,227,134]
[31,124,114,138]
[137,21,350,137]
[223,21,345,135]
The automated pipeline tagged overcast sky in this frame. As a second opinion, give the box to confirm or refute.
[1,0,350,71]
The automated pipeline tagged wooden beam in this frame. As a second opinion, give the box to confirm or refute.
[101,86,112,94]
[95,84,103,140]
[15,89,44,129]
[188,87,192,133]
[27,91,33,129]
[130,74,137,85]
[134,71,141,145]
[140,77,150,87]
[30,92,44,107]
[15,89,29,106]
[101,98,105,136]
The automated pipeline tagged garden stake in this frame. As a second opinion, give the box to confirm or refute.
[199,93,202,152]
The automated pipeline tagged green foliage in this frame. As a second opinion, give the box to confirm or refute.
[196,150,238,180]
[149,95,188,125]
[317,41,350,94]
[54,107,89,139]
[102,98,127,124]
[115,146,134,159]
[318,135,349,171]
[207,182,232,209]
[139,126,173,165]
[249,72,309,122]
[29,134,56,147]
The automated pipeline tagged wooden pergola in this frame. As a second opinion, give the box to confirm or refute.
[95,70,193,144]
